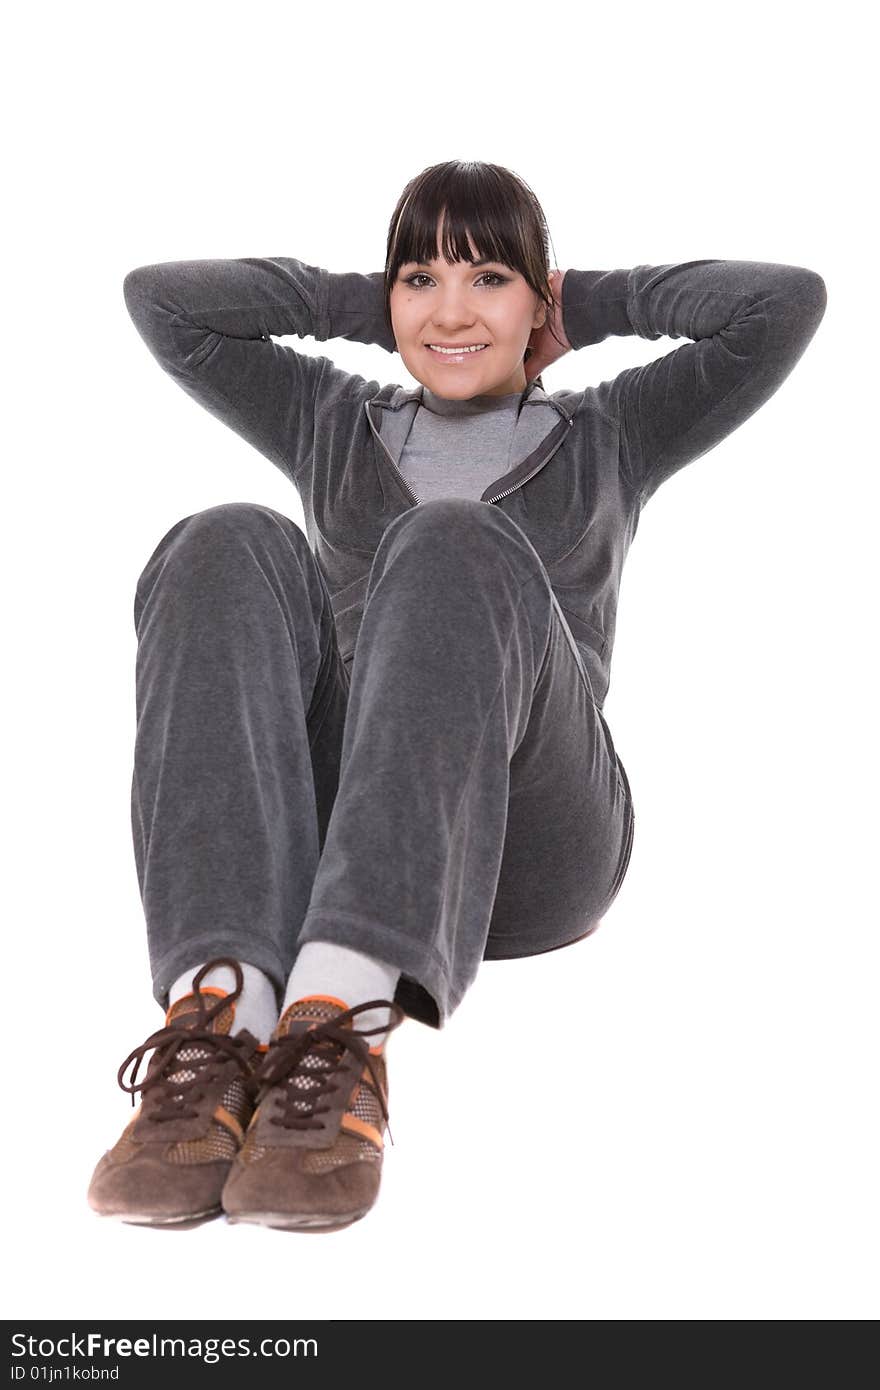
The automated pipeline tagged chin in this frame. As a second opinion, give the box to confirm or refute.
[401,346,523,397]
[411,366,514,396]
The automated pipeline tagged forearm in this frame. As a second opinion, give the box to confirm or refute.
[573,259,828,504]
[326,269,396,353]
[122,255,396,369]
[561,259,827,354]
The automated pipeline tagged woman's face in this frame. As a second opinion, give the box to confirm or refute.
[389,219,547,398]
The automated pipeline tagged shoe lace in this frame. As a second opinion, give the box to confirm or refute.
[255,998,406,1147]
[116,958,260,1124]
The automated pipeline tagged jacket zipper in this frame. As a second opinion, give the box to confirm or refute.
[369,413,422,507]
[484,416,574,503]
[367,403,574,510]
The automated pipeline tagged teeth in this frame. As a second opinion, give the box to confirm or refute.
[427,344,488,355]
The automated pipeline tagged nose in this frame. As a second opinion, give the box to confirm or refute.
[429,289,479,330]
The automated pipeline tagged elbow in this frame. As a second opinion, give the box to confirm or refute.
[804,271,828,340]
[780,268,827,341]
[806,269,827,314]
[122,266,147,320]
[123,265,153,312]
[122,265,167,337]
[799,268,828,325]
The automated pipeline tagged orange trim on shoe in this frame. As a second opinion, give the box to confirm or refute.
[359,1065,386,1099]
[290,993,352,1012]
[340,1113,384,1150]
[213,1105,245,1145]
[164,984,232,1026]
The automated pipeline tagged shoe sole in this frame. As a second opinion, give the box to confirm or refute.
[93,1205,223,1228]
[225,1208,371,1233]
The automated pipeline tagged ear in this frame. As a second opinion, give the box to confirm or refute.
[533,298,548,330]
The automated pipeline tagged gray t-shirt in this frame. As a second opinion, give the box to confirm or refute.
[395,387,523,503]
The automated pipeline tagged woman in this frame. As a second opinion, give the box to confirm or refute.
[87,160,827,1233]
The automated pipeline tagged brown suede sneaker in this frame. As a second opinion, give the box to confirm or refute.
[87,959,266,1226]
[221,994,406,1232]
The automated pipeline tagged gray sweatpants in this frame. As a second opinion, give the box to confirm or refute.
[132,499,635,1029]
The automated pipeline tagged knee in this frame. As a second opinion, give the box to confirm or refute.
[139,502,304,571]
[382,498,508,554]
[134,503,308,595]
[377,498,536,577]
[173,501,302,548]
[390,498,487,531]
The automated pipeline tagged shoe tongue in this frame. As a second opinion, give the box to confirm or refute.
[143,990,238,1093]
[274,994,352,1039]
[165,988,236,1035]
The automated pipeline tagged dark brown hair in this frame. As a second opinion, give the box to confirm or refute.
[382,160,566,367]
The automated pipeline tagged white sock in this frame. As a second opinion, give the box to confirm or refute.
[282,941,401,1048]
[169,960,279,1045]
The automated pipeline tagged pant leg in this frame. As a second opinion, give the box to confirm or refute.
[297,499,635,1030]
[131,502,349,1011]
[481,586,635,959]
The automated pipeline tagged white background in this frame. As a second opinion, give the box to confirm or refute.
[4,0,876,1321]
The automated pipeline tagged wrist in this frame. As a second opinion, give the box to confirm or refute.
[561,268,632,349]
[326,268,396,353]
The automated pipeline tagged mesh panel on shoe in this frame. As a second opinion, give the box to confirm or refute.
[302,1133,381,1173]
[238,996,389,1171]
[163,1042,213,1090]
[167,993,235,1034]
[238,1128,380,1169]
[238,1127,266,1165]
[279,998,347,1030]
[165,1123,239,1164]
[107,1115,141,1165]
[350,1078,385,1130]
[279,1050,334,1114]
[166,1069,253,1166]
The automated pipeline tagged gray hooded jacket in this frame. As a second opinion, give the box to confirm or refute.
[122,254,827,709]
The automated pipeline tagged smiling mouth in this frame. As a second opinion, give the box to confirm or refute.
[425,344,489,356]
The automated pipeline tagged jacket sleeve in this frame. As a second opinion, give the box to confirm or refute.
[561,260,828,505]
[122,256,396,483]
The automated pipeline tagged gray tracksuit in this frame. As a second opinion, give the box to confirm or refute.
[123,254,827,1027]
[123,256,827,710]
